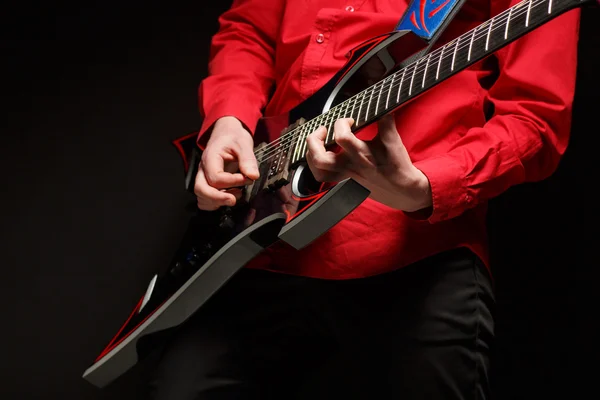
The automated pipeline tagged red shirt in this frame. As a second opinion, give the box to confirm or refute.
[196,0,580,279]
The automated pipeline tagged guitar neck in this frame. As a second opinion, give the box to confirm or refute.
[290,0,587,164]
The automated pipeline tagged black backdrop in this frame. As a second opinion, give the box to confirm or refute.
[1,2,595,399]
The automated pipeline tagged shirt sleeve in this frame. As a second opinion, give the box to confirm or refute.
[412,1,581,223]
[196,0,284,149]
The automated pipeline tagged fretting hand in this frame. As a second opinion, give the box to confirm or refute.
[305,115,433,213]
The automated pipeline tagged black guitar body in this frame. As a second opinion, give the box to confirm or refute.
[82,29,426,388]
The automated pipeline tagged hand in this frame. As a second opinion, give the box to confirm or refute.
[194,116,259,211]
[305,115,432,213]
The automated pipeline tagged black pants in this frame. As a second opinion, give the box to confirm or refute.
[148,247,494,399]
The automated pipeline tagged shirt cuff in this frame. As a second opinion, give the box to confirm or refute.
[196,94,263,150]
[411,154,469,224]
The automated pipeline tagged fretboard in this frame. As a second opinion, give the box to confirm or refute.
[288,0,581,164]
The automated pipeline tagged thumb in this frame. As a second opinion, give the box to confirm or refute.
[235,143,260,180]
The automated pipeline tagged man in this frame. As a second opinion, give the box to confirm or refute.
[149,0,580,399]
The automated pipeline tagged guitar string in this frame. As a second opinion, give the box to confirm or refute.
[254,0,540,164]
[254,0,548,165]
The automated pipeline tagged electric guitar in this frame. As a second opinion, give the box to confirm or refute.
[83,0,594,387]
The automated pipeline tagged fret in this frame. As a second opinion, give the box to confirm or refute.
[486,17,494,51]
[380,75,395,114]
[472,18,495,67]
[336,100,352,140]
[343,98,352,119]
[374,77,386,115]
[450,38,459,71]
[288,135,295,164]
[365,83,377,122]
[361,86,375,123]
[354,91,364,124]
[357,89,366,125]
[304,122,314,156]
[548,0,553,13]
[535,0,553,27]
[504,6,512,39]
[503,2,528,43]
[321,111,331,137]
[294,125,306,163]
[397,67,407,102]
[371,81,384,119]
[467,28,476,61]
[421,53,432,88]
[452,32,483,83]
[297,121,312,163]
[334,103,343,124]
[291,131,300,163]
[310,117,320,134]
[385,73,395,110]
[339,100,348,125]
[354,93,363,125]
[313,116,325,151]
[332,105,339,123]
[347,98,353,119]
[436,34,473,84]
[326,113,335,144]
[526,0,532,27]
[326,108,337,142]
[311,116,323,149]
[337,101,346,121]
[374,78,383,116]
[408,60,418,96]
[326,105,340,143]
[327,107,339,130]
[299,120,313,159]
[311,116,321,135]
[436,45,444,80]
[350,95,357,122]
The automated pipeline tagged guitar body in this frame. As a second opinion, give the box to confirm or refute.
[82,28,426,388]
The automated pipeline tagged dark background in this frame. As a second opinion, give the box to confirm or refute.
[1,1,594,399]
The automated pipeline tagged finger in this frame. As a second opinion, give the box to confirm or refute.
[311,168,352,183]
[233,140,260,181]
[306,126,340,172]
[333,118,372,167]
[202,151,248,189]
[309,125,327,146]
[223,161,254,187]
[196,201,220,212]
[226,187,244,202]
[194,165,236,209]
[196,188,242,211]
[376,114,402,147]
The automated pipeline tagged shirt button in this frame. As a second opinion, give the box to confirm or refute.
[345,5,355,12]
[316,33,325,43]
